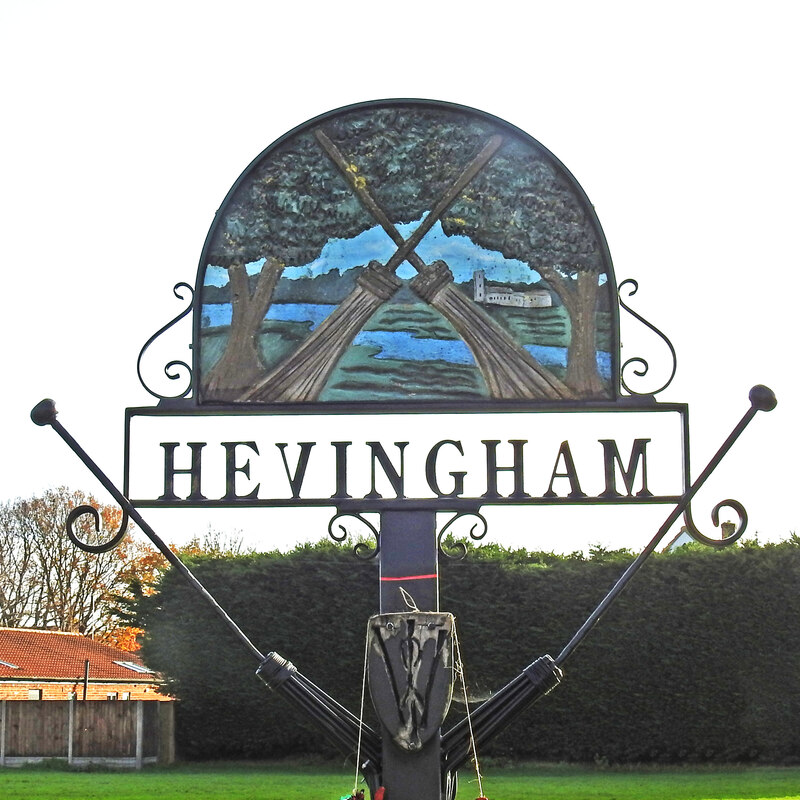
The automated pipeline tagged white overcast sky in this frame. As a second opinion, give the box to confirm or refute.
[1,1,797,555]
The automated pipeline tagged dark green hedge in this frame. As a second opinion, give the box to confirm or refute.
[132,539,800,763]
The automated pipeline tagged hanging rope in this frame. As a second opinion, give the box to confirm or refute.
[351,625,371,798]
[352,595,478,800]
[452,618,486,799]
[399,586,420,612]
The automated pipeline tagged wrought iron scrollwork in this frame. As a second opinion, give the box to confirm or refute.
[136,282,194,400]
[676,387,775,549]
[683,498,748,548]
[437,511,488,560]
[66,504,129,554]
[328,512,380,560]
[618,279,677,396]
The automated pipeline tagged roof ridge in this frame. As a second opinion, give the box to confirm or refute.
[0,627,85,637]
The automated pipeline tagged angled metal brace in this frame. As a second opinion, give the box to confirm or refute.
[30,398,382,778]
[441,385,776,774]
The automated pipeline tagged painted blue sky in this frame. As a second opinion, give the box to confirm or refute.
[204,216,544,288]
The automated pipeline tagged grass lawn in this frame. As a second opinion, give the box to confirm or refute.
[484,763,800,799]
[0,761,798,800]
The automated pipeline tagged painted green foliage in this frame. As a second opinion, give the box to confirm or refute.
[198,103,617,405]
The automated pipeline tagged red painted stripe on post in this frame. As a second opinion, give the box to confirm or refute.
[380,573,438,582]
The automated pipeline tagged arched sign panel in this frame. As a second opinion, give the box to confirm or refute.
[194,101,619,409]
[126,100,689,512]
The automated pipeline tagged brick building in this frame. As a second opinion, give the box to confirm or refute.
[0,628,169,701]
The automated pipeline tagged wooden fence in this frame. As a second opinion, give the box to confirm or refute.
[0,700,174,768]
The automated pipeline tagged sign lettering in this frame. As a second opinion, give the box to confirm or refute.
[127,408,686,509]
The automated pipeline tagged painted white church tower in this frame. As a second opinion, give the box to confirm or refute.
[473,270,552,308]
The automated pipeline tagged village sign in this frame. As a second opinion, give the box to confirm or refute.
[32,100,776,800]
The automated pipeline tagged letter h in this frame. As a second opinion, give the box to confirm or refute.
[159,442,207,501]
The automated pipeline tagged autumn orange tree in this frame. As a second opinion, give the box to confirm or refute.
[0,488,165,649]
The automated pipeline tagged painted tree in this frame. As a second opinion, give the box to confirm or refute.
[441,137,612,396]
[202,129,378,399]
[201,106,494,399]
[200,104,610,400]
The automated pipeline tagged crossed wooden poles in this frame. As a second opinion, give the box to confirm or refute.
[240,130,574,403]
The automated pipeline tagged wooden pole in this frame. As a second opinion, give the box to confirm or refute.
[158,702,176,765]
[315,129,573,400]
[378,510,443,800]
[67,698,74,765]
[240,135,505,404]
[1,699,6,767]
[135,701,144,770]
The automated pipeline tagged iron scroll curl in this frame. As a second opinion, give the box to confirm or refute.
[136,282,194,400]
[328,511,380,560]
[66,504,130,554]
[683,498,748,548]
[438,511,488,560]
[618,279,677,396]
[675,385,777,549]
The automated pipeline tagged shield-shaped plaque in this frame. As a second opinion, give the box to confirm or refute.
[367,612,454,752]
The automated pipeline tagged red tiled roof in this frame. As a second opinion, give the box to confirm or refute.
[0,628,157,682]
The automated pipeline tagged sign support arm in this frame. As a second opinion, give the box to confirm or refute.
[442,385,776,775]
[30,398,382,778]
[556,384,775,666]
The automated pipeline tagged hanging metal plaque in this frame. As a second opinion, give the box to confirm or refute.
[367,613,454,752]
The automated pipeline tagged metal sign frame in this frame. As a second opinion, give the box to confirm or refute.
[30,99,778,800]
[184,99,622,410]
[122,400,691,512]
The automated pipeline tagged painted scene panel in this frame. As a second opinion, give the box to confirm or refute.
[197,102,617,406]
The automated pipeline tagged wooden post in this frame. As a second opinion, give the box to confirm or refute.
[67,698,74,765]
[378,510,443,800]
[135,701,144,769]
[158,702,176,765]
[379,510,439,614]
[314,128,574,401]
[1,699,6,767]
